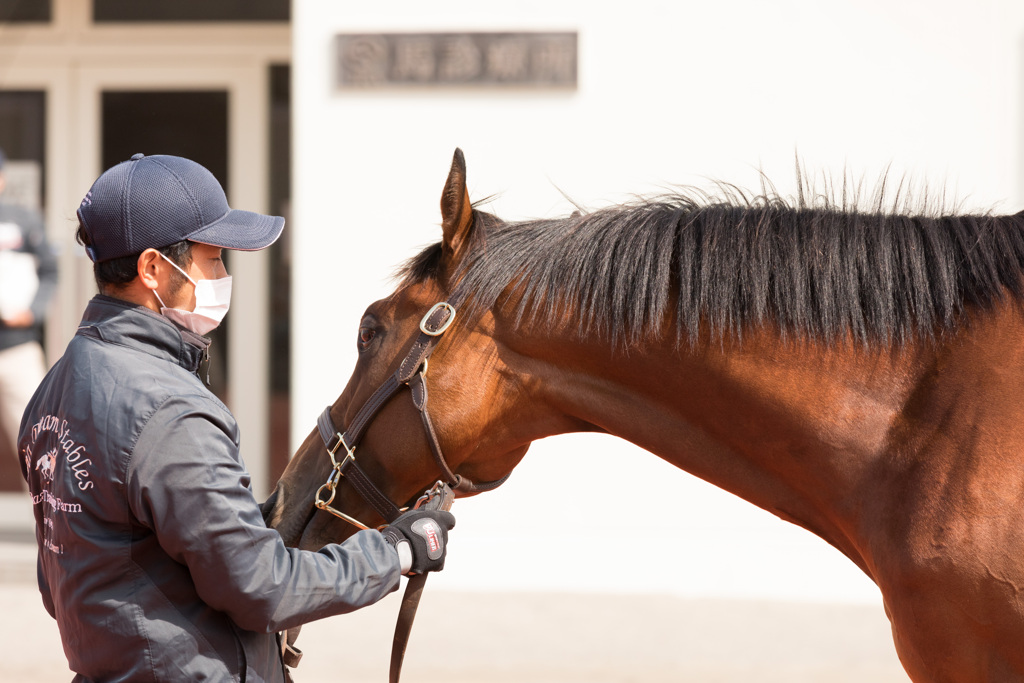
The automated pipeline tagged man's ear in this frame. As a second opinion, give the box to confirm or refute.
[440,148,473,257]
[137,249,162,291]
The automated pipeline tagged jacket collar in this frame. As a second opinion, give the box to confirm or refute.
[77,295,211,375]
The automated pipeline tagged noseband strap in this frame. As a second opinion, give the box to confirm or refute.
[316,409,403,523]
[313,297,509,530]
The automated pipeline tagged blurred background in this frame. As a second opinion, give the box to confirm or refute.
[2,0,1023,679]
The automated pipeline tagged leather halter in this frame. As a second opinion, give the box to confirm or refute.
[313,297,510,530]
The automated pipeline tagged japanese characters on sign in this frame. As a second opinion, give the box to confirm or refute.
[336,32,578,88]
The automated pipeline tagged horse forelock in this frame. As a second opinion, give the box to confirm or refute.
[396,241,444,288]
[398,182,1024,349]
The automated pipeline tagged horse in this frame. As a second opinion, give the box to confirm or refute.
[263,149,1024,682]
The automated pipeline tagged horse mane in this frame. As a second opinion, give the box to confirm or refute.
[399,183,1024,348]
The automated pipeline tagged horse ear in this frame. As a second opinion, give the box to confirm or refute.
[440,148,473,255]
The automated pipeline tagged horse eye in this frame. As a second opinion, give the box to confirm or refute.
[357,326,376,351]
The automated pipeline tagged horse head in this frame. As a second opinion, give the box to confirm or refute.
[264,149,565,549]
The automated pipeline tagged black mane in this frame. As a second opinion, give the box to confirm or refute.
[400,187,1024,348]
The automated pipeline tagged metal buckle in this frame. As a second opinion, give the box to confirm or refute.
[326,432,355,469]
[419,302,457,336]
[315,433,365,528]
[412,480,447,510]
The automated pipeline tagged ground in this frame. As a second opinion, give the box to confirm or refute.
[1,539,910,683]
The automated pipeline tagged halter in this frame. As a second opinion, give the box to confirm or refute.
[313,296,510,530]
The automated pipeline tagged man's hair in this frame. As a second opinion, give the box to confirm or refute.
[75,222,193,294]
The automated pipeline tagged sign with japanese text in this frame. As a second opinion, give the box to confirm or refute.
[336,32,577,88]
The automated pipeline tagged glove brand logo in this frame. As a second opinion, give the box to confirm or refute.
[411,518,444,560]
[422,521,441,554]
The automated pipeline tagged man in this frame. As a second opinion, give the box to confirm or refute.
[19,153,455,682]
[0,147,57,472]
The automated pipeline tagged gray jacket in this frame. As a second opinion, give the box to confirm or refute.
[19,295,401,682]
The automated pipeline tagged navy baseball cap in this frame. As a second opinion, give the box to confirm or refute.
[77,153,284,263]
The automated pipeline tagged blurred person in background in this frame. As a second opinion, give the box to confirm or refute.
[0,146,57,479]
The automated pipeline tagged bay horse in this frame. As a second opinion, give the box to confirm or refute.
[264,149,1024,682]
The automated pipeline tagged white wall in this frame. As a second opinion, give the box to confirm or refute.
[293,0,1024,603]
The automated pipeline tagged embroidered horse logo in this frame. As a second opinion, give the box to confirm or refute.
[35,448,57,482]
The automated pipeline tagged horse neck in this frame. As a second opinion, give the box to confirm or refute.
[501,321,939,572]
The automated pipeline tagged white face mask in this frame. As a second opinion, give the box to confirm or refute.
[152,251,232,335]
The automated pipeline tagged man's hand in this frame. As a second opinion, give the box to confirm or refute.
[380,509,456,575]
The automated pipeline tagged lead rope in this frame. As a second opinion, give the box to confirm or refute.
[389,481,454,683]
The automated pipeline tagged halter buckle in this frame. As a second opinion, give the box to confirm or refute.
[419,302,457,336]
[326,432,355,469]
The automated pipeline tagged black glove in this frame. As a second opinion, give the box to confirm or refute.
[381,509,456,575]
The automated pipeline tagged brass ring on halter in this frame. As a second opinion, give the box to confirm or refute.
[314,480,337,509]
